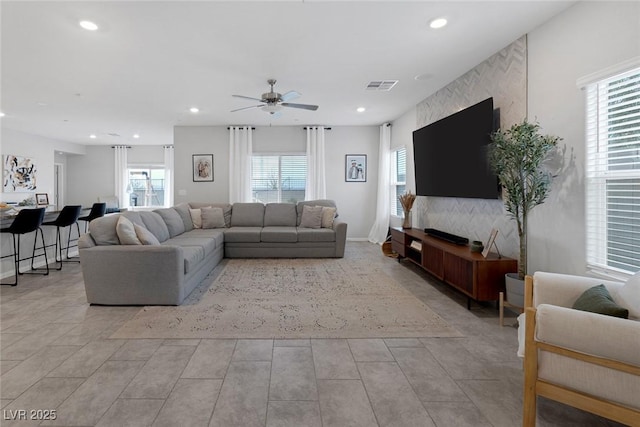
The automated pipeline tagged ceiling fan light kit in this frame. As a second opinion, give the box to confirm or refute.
[262,104,282,113]
[232,79,319,116]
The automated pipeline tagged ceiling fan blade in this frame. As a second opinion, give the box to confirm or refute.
[232,94,265,102]
[230,104,263,112]
[281,102,319,111]
[280,91,301,102]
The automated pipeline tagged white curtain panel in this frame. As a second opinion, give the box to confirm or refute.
[305,126,327,200]
[368,123,392,244]
[229,126,253,203]
[163,145,174,207]
[114,145,129,209]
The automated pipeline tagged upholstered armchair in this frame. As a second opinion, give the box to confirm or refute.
[522,272,640,426]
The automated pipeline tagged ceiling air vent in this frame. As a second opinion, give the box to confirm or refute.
[108,133,121,137]
[366,80,398,91]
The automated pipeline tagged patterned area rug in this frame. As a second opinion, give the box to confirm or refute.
[111,257,462,339]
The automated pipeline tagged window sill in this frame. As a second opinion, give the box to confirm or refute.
[586,265,632,283]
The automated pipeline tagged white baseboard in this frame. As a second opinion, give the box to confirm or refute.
[347,238,370,242]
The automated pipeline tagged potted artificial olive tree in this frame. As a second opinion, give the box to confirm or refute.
[489,120,561,306]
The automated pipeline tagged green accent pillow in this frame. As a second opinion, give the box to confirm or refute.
[572,284,629,319]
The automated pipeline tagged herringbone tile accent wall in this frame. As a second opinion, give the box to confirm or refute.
[414,36,527,259]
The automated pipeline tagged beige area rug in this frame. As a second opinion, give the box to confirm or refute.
[111,258,462,339]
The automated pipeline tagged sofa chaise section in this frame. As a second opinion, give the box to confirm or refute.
[79,209,225,305]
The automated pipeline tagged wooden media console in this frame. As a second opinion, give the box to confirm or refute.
[391,227,517,308]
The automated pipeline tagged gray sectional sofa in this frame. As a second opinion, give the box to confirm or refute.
[78,200,347,305]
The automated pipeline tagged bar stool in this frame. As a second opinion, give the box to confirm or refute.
[0,207,49,286]
[42,205,81,270]
[78,202,106,232]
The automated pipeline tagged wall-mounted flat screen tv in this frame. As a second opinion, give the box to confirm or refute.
[412,97,498,199]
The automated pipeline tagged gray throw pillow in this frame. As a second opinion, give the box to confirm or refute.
[300,205,323,229]
[201,207,226,229]
[89,215,121,245]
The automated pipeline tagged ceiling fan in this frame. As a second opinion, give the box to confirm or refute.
[231,79,319,116]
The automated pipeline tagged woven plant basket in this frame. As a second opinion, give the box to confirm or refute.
[381,236,398,258]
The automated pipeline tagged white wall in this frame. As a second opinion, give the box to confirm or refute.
[173,125,379,239]
[66,146,114,206]
[1,128,85,204]
[326,126,379,239]
[128,145,164,164]
[174,126,230,204]
[66,144,166,207]
[527,1,640,276]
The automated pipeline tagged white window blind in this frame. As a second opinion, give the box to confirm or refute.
[390,148,407,217]
[251,155,306,203]
[586,67,640,276]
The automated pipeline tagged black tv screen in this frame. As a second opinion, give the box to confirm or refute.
[413,98,498,199]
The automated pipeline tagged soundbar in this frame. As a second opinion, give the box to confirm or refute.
[424,228,469,245]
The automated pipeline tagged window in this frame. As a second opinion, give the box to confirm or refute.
[251,155,306,203]
[127,166,166,207]
[390,147,407,216]
[586,66,640,276]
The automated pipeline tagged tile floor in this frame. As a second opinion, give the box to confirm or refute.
[0,242,624,426]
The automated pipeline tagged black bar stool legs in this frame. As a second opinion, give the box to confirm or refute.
[1,208,49,286]
[50,221,81,269]
[42,205,82,271]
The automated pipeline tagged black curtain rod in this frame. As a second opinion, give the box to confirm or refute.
[227,126,256,130]
[303,127,332,130]
[111,145,132,148]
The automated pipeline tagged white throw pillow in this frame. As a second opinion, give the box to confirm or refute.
[619,271,640,319]
[201,207,226,229]
[300,205,323,229]
[134,223,160,245]
[320,206,337,228]
[116,216,141,245]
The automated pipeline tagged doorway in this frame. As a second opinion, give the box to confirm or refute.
[54,163,64,210]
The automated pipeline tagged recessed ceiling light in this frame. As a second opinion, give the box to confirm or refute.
[429,17,448,29]
[133,134,140,139]
[189,107,199,113]
[414,73,434,81]
[0,112,5,117]
[89,134,97,139]
[356,107,366,113]
[79,20,98,31]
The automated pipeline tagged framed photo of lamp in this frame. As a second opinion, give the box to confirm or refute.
[192,154,214,182]
[345,154,366,182]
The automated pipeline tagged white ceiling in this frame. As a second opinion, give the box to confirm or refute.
[1,1,575,147]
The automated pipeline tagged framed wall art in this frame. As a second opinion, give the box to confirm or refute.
[345,154,366,182]
[193,154,214,182]
[482,228,500,258]
[3,154,37,192]
[35,193,49,206]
